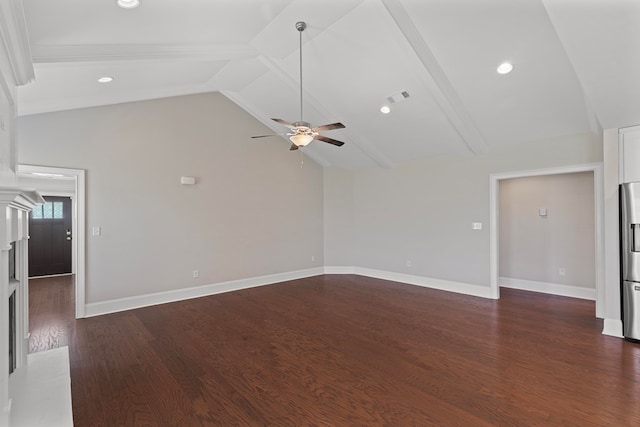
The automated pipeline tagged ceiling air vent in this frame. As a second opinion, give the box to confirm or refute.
[386,91,410,104]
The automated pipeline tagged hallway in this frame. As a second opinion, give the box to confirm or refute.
[29,275,75,354]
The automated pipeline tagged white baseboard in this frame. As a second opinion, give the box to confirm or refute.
[82,267,604,319]
[323,266,355,274]
[325,266,494,299]
[84,267,324,317]
[499,277,596,300]
[602,318,624,338]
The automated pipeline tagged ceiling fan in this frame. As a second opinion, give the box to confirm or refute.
[252,21,346,151]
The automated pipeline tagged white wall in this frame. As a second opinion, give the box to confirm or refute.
[499,172,595,288]
[325,132,602,288]
[17,92,324,304]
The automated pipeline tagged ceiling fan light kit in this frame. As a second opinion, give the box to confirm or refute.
[289,131,314,148]
[251,21,346,151]
[116,0,140,9]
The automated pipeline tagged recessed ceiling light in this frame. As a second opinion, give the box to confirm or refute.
[116,0,140,9]
[98,76,113,83]
[380,105,391,114]
[497,62,514,75]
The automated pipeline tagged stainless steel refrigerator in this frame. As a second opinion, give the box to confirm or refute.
[620,182,640,341]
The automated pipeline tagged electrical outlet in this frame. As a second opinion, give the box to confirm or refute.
[311,255,315,262]
[406,260,412,267]
[193,270,199,279]
[559,268,565,277]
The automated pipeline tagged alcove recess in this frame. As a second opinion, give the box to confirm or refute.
[0,187,44,424]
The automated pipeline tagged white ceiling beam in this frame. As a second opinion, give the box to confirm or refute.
[382,0,488,155]
[31,43,259,63]
[541,0,602,136]
[583,95,603,136]
[258,56,393,169]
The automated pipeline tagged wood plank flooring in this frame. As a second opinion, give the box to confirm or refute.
[29,275,75,353]
[30,274,640,426]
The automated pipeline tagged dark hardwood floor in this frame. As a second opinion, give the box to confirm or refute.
[29,275,75,353]
[30,274,640,426]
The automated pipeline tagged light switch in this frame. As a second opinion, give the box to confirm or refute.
[539,208,548,217]
[92,226,101,236]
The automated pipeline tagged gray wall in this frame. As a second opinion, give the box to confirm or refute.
[16,89,605,309]
[499,172,595,288]
[325,132,602,288]
[18,92,324,303]
[323,168,354,266]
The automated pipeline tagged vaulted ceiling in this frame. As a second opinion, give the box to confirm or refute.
[17,0,640,168]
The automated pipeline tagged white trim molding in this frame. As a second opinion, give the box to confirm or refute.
[323,266,355,275]
[17,165,86,318]
[0,0,35,85]
[602,318,623,338]
[85,266,496,318]
[31,43,258,64]
[499,277,596,301]
[325,266,495,299]
[85,267,324,317]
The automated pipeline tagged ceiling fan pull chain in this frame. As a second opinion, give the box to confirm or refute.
[300,148,304,169]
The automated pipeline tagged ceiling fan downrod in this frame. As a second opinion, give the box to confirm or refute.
[250,21,346,150]
[296,21,306,123]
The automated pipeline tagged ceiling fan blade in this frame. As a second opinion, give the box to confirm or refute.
[251,134,282,138]
[272,118,296,129]
[311,122,345,132]
[289,144,299,151]
[314,134,345,147]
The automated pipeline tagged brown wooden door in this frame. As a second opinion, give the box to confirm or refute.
[28,196,72,277]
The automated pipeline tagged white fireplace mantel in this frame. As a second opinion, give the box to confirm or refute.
[0,186,44,425]
[0,187,45,247]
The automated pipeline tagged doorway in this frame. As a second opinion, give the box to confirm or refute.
[498,172,596,299]
[489,163,604,318]
[17,165,86,319]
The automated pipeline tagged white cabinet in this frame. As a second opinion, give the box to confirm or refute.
[620,125,640,183]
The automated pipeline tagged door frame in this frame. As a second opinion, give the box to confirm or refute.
[18,164,86,318]
[489,163,604,318]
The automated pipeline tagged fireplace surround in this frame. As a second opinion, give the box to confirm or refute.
[0,187,44,425]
